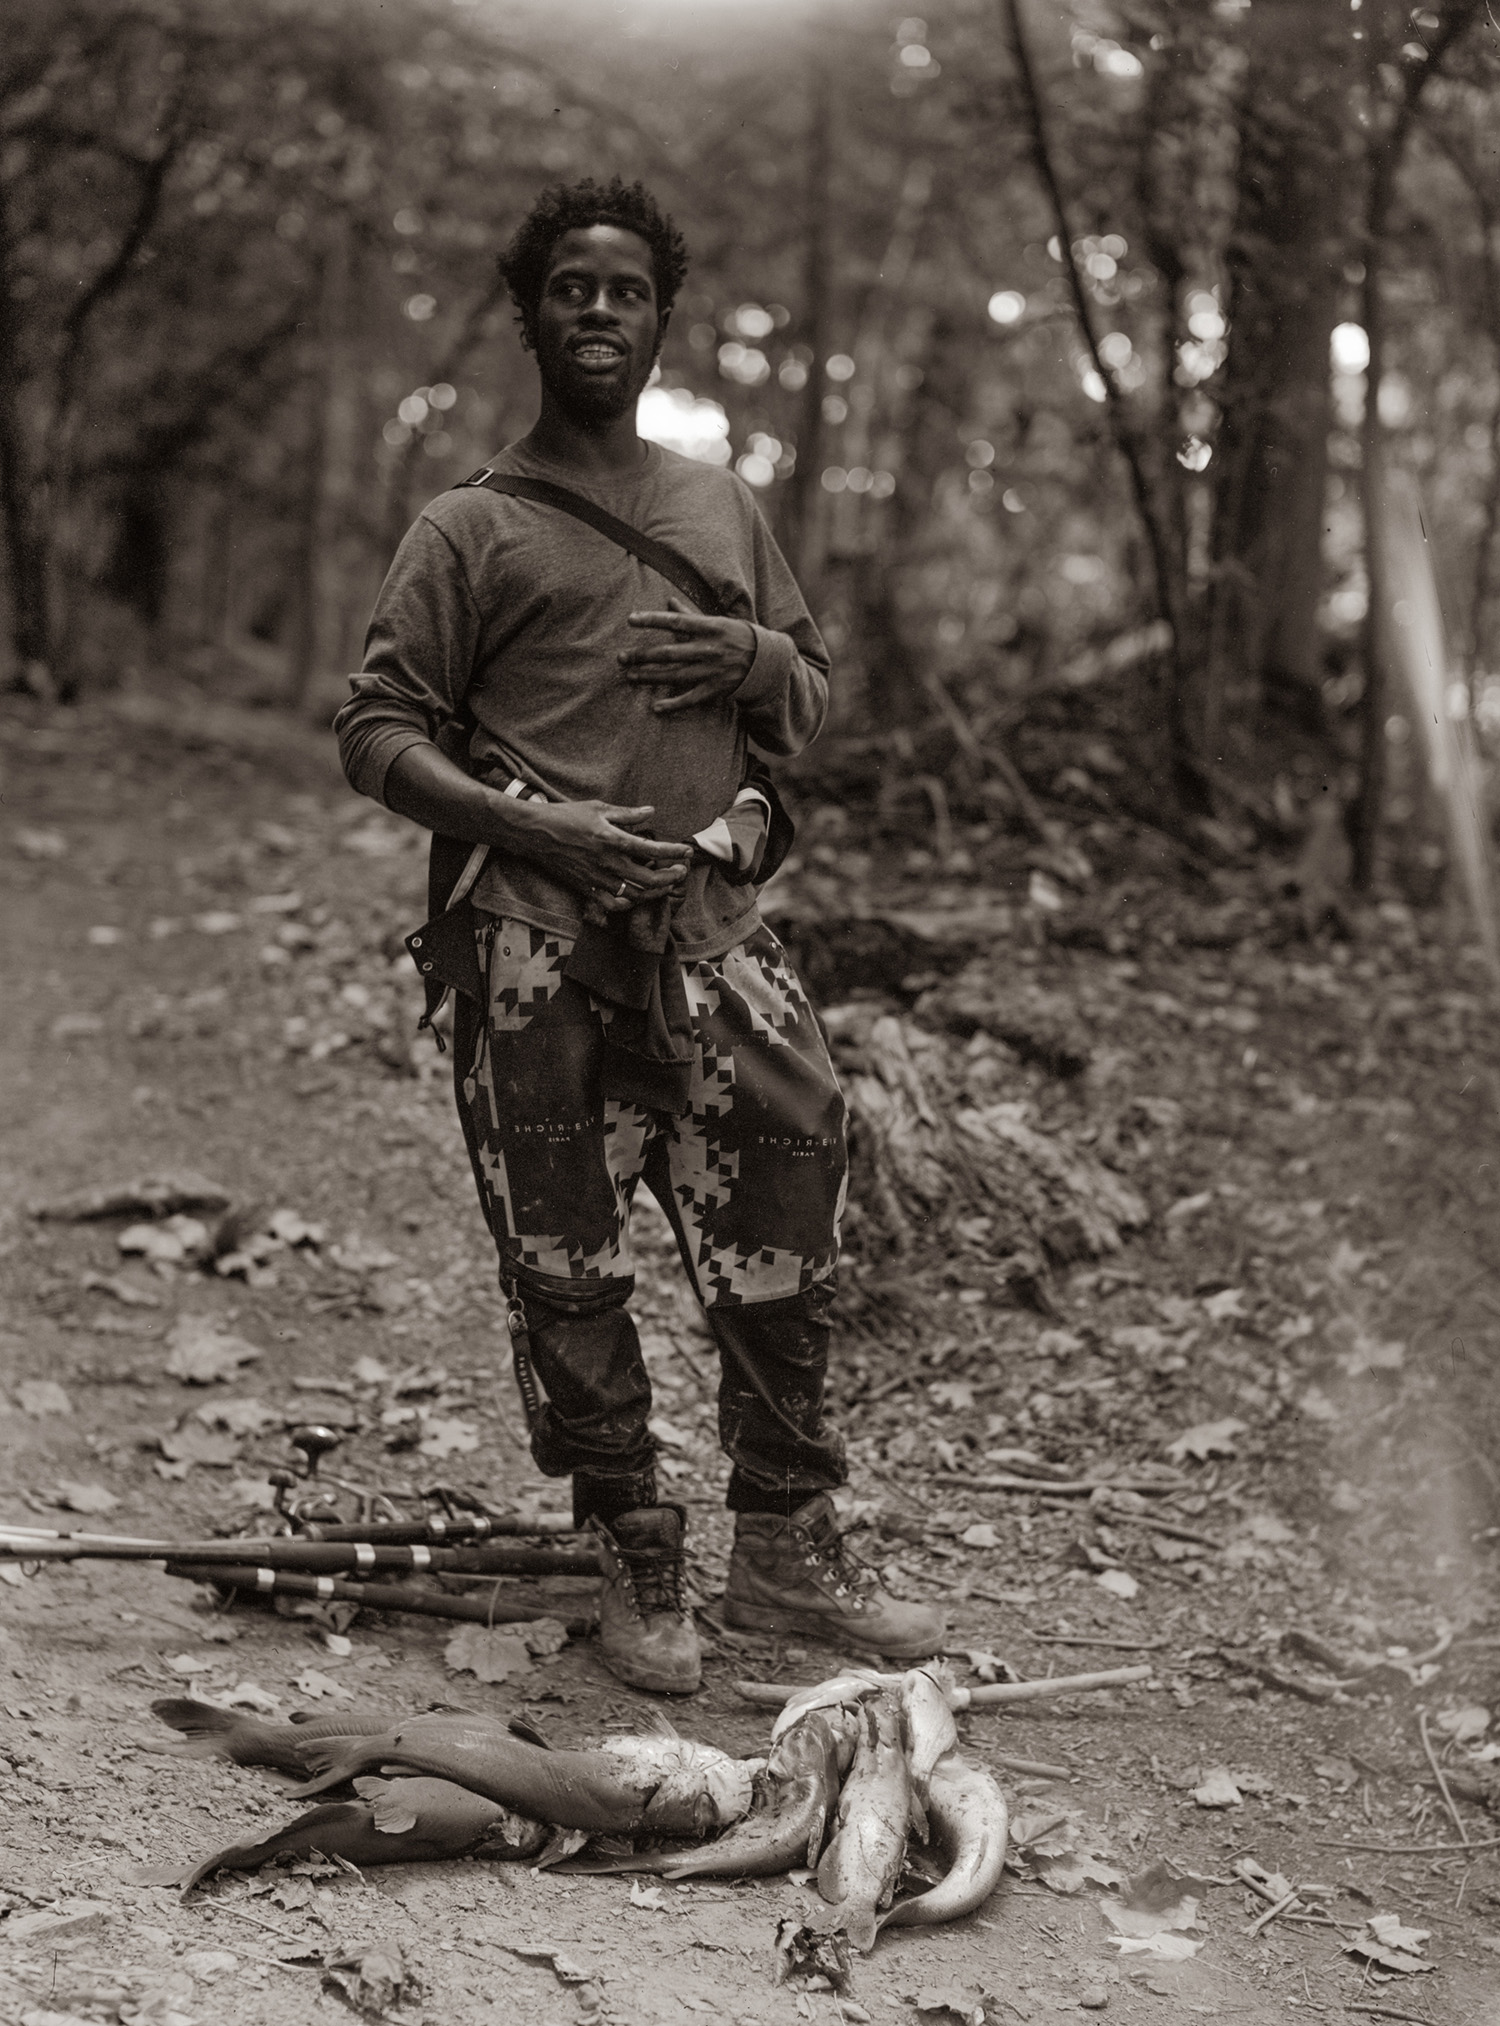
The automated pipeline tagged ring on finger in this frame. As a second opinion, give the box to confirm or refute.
[615,879,631,899]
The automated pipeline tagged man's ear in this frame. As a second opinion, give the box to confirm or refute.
[652,309,672,360]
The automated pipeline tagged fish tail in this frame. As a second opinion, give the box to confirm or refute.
[181,1803,367,1894]
[151,1698,257,1762]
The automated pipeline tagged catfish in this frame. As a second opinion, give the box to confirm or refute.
[815,1688,913,1951]
[166,1776,547,1893]
[877,1753,1009,1932]
[151,1698,402,1776]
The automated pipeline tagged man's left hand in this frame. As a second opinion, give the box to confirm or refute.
[620,596,756,714]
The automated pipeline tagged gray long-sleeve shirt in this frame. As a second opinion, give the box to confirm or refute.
[334,438,829,959]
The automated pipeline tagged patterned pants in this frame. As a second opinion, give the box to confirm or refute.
[451,915,849,1521]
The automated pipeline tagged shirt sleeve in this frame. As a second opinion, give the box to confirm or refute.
[732,498,830,756]
[333,513,482,803]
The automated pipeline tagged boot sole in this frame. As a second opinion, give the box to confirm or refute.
[599,1654,703,1695]
[722,1596,944,1661]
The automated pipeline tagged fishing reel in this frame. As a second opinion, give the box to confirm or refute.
[270,1424,403,1531]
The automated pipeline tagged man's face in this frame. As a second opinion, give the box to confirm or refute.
[533,224,662,426]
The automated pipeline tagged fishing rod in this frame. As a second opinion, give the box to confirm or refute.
[0,1529,599,1578]
[164,1559,593,1632]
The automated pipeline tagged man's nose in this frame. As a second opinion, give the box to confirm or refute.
[579,289,620,322]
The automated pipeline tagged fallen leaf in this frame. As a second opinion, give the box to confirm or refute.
[159,1423,241,1468]
[193,910,242,935]
[17,1380,73,1417]
[629,1881,666,1911]
[1039,1853,1124,1894]
[353,1355,390,1384]
[1435,1704,1490,1744]
[1096,1569,1139,1601]
[960,1523,1001,1550]
[443,1625,532,1683]
[1165,1417,1246,1464]
[1299,1386,1339,1423]
[1367,1913,1431,1953]
[417,1416,479,1458]
[53,1480,118,1515]
[930,1381,976,1411]
[1102,1859,1206,1937]
[1343,1937,1433,1975]
[194,1397,279,1436]
[164,1315,262,1384]
[218,1681,279,1712]
[166,1653,215,1676]
[294,1668,352,1701]
[521,1617,571,1656]
[1192,1768,1242,1809]
[1202,1287,1246,1320]
[1110,1933,1201,1960]
[322,1942,407,2014]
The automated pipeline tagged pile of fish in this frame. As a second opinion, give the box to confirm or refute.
[147,1664,1008,1959]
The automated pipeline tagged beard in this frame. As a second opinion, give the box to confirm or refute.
[533,326,660,430]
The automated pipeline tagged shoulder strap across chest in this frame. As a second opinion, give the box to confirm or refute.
[457,467,728,618]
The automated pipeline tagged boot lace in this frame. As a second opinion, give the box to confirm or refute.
[797,1521,877,1606]
[621,1543,687,1619]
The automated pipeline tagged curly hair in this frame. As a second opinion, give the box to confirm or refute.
[497,177,689,348]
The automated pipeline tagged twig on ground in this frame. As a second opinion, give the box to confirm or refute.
[1246,1887,1301,1938]
[934,1471,1184,1497]
[1342,2008,1442,2026]
[1027,1632,1168,1652]
[1096,1508,1224,1551]
[1418,1710,1472,1848]
[989,1753,1074,1779]
[734,1663,1150,1710]
[1315,1835,1500,1855]
[1219,1646,1340,1703]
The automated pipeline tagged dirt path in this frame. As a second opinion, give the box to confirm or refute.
[1,691,1497,2026]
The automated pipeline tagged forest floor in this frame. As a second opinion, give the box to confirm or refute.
[1,685,1499,2026]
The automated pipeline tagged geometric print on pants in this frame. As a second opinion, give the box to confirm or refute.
[455,916,846,1306]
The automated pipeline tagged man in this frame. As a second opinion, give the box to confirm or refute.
[335,177,943,1693]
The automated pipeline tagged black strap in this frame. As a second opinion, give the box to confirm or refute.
[458,468,729,617]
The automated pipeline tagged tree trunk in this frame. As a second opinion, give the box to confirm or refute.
[788,49,836,597]
[1207,0,1351,740]
[0,180,51,690]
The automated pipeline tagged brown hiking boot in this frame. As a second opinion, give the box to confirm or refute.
[593,1505,701,1695]
[723,1493,946,1659]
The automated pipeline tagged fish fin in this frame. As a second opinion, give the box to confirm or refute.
[284,1738,372,1796]
[368,1790,420,1835]
[639,1709,680,1740]
[351,1776,387,1800]
[507,1715,551,1750]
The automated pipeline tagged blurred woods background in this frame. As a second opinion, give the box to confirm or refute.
[4,0,1500,894]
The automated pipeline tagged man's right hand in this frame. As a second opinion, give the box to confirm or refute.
[522,801,690,916]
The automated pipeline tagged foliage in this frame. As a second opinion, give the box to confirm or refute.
[0,0,1498,864]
